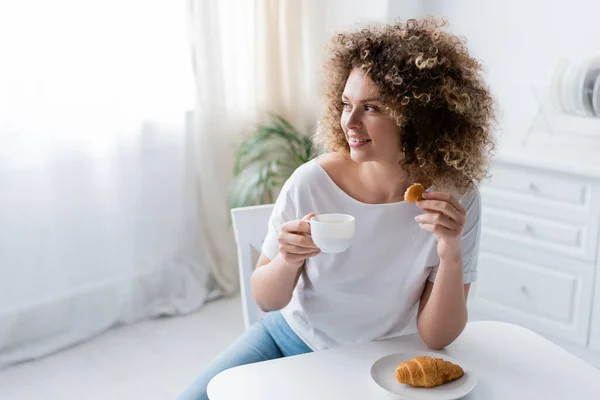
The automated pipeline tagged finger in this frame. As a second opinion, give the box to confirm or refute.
[418,222,451,235]
[420,208,441,214]
[301,213,316,222]
[282,219,312,234]
[301,213,316,234]
[281,252,308,264]
[418,223,435,233]
[281,249,320,264]
[280,243,321,255]
[421,192,465,215]
[305,250,321,258]
[279,232,319,249]
[416,199,464,223]
[415,213,460,231]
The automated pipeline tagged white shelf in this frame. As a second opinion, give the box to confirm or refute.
[529,113,600,138]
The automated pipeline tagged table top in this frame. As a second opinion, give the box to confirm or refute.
[207,321,600,399]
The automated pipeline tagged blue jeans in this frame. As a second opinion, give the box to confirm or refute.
[176,311,313,400]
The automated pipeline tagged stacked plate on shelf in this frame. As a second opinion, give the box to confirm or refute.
[551,57,600,117]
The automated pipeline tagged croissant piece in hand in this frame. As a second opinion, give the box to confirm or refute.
[395,356,464,388]
[404,183,425,202]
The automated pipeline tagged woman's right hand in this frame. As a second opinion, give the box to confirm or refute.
[277,213,320,268]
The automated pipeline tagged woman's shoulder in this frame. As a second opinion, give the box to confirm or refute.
[314,152,354,169]
[287,152,349,183]
[314,151,349,170]
[313,151,356,185]
[459,183,481,216]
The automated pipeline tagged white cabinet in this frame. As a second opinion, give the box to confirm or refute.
[591,268,600,353]
[468,155,600,364]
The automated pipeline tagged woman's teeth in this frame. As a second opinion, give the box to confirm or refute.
[350,138,371,142]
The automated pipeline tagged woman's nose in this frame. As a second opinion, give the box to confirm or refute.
[344,109,362,131]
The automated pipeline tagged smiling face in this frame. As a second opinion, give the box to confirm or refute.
[340,68,403,164]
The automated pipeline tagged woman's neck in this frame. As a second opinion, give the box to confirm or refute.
[357,161,414,204]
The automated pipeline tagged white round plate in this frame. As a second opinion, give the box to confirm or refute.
[370,351,477,400]
[593,69,600,117]
[550,59,568,113]
[573,60,591,116]
[568,62,588,116]
[580,58,600,116]
[561,62,579,116]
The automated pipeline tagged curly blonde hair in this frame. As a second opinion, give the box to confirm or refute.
[314,17,496,194]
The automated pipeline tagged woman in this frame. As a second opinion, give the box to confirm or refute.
[178,16,495,400]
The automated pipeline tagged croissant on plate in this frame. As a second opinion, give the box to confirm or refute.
[395,356,464,388]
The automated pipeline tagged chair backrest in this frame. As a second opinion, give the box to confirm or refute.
[231,204,274,330]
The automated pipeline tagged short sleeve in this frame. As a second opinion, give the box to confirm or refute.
[427,186,481,284]
[261,178,297,261]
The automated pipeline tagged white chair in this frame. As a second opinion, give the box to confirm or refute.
[231,204,274,331]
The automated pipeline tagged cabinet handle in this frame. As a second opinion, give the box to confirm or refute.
[524,224,535,235]
[520,285,529,295]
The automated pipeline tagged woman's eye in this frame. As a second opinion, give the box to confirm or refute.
[365,105,378,112]
[342,102,352,110]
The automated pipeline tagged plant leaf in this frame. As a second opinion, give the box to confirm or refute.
[229,114,320,209]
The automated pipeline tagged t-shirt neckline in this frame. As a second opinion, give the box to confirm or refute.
[310,159,421,208]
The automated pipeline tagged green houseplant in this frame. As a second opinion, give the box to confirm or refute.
[228,114,317,209]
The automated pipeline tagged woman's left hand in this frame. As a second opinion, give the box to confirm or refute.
[414,192,466,261]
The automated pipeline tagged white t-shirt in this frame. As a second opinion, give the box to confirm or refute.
[261,158,481,351]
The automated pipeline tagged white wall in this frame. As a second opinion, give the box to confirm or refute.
[388,0,424,21]
[398,0,599,147]
[319,0,390,37]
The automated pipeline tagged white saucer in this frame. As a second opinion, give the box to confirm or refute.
[370,351,477,400]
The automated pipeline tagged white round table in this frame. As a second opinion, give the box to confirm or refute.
[208,321,600,399]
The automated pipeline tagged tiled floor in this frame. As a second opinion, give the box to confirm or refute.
[0,295,244,400]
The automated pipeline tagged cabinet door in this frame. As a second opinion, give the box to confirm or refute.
[468,248,594,345]
[480,161,600,224]
[479,161,600,262]
[589,264,600,352]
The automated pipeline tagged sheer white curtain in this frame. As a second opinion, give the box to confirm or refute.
[0,0,215,369]
[186,0,323,295]
[186,0,391,294]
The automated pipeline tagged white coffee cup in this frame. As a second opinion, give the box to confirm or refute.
[309,213,355,254]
